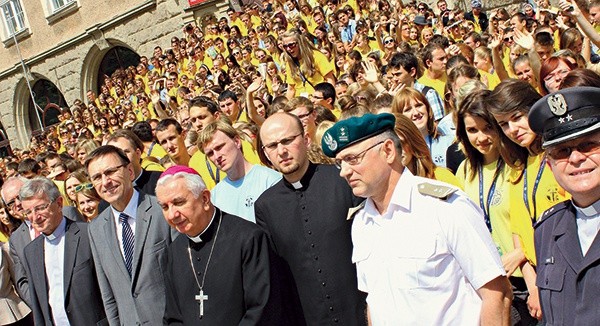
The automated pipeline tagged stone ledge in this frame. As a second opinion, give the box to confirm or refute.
[46,1,80,25]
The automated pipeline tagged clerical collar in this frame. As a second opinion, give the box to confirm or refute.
[283,162,316,190]
[44,217,67,242]
[188,209,218,244]
[574,199,600,218]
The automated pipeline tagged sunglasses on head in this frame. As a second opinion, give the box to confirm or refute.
[75,183,94,193]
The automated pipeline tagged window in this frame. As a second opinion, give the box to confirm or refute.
[48,0,74,13]
[0,0,26,36]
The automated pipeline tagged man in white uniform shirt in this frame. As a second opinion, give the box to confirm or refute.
[322,113,512,325]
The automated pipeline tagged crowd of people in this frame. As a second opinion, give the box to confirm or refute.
[0,0,600,324]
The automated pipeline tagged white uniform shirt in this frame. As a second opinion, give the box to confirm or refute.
[351,170,505,325]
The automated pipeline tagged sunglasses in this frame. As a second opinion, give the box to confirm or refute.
[283,42,298,49]
[547,140,600,161]
[384,39,394,45]
[75,183,94,193]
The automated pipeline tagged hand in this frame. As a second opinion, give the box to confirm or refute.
[527,287,543,320]
[361,61,380,84]
[247,77,263,94]
[501,249,524,277]
[384,82,405,96]
[447,44,461,56]
[513,28,535,51]
[150,90,161,104]
[558,0,580,17]
[489,34,502,49]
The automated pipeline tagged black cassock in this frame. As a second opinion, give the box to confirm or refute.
[164,209,275,325]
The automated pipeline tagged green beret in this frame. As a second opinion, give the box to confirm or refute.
[529,86,600,147]
[321,113,396,157]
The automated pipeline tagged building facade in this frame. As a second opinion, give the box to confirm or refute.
[0,0,226,152]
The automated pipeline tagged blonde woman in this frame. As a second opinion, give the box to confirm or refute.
[280,29,336,98]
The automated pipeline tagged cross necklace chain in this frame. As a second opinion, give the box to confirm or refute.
[187,211,223,318]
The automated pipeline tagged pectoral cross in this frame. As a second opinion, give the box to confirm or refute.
[195,289,208,318]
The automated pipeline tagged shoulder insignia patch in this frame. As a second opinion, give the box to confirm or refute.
[418,182,457,200]
[347,200,366,220]
[534,201,570,229]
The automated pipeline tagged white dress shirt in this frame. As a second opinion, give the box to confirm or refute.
[110,190,139,261]
[44,217,70,326]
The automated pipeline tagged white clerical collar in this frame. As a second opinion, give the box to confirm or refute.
[291,181,302,189]
[188,209,217,243]
[44,217,67,242]
[574,199,600,218]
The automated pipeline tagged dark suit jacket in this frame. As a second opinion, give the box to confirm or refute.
[22,220,107,326]
[535,201,600,325]
[88,191,176,325]
[8,205,82,305]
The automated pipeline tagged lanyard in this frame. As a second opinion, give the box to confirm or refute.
[425,134,433,151]
[205,156,220,184]
[523,155,546,226]
[478,160,502,233]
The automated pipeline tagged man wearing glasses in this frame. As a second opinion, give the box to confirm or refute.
[20,178,106,325]
[85,145,175,325]
[3,176,82,305]
[529,87,600,325]
[255,113,367,325]
[322,113,512,325]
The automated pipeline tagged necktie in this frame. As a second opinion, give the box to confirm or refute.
[119,213,134,276]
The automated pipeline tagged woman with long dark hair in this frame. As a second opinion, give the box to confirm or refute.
[456,89,539,324]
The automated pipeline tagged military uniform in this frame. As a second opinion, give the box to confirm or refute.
[535,201,600,325]
[529,87,600,325]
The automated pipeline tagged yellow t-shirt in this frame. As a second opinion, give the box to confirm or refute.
[479,69,501,90]
[509,154,570,265]
[434,167,462,190]
[417,72,447,99]
[285,50,334,97]
[456,159,523,277]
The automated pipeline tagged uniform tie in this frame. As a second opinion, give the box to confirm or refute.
[119,213,134,276]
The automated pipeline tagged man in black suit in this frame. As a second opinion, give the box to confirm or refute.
[3,176,82,305]
[20,177,106,325]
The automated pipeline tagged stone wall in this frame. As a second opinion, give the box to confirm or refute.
[0,0,226,148]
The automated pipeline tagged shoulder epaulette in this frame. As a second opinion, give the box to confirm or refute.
[534,201,570,229]
[347,200,366,220]
[417,182,457,201]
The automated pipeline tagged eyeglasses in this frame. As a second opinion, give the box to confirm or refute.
[3,197,18,210]
[283,42,298,49]
[547,139,600,161]
[262,133,302,152]
[295,110,314,121]
[75,183,94,193]
[335,141,384,169]
[90,164,126,184]
[22,200,54,218]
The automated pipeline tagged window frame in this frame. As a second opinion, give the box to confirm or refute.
[43,0,79,24]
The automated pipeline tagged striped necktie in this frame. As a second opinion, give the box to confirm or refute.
[119,213,134,276]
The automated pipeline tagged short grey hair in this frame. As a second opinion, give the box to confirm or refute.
[19,177,61,202]
[156,172,207,198]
